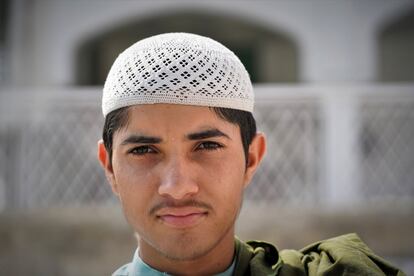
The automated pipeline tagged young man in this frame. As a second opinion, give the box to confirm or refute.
[98,33,404,275]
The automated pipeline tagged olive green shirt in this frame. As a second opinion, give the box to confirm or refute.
[234,233,405,276]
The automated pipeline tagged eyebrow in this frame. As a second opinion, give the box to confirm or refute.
[120,135,162,145]
[187,128,230,140]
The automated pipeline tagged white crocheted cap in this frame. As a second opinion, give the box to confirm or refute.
[102,32,254,117]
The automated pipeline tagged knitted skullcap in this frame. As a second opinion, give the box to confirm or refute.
[102,32,254,117]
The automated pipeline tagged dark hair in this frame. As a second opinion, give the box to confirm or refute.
[102,106,256,165]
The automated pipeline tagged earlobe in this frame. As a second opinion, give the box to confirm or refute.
[97,140,119,195]
[244,133,266,187]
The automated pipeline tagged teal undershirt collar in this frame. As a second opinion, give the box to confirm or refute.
[124,248,236,276]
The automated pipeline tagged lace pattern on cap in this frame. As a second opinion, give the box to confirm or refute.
[102,33,254,116]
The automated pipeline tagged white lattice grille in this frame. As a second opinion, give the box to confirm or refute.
[247,100,320,204]
[1,87,413,210]
[359,97,414,199]
[17,100,114,208]
[0,126,20,209]
[0,131,7,209]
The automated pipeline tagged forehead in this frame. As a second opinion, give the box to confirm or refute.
[119,104,238,134]
[128,104,216,122]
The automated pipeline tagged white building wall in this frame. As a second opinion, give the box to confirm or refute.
[8,0,414,86]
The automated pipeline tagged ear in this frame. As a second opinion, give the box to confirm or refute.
[97,139,119,195]
[243,132,266,188]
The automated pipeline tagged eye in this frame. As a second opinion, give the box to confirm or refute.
[128,145,157,155]
[196,141,223,151]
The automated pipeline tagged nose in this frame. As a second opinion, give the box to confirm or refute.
[158,156,199,200]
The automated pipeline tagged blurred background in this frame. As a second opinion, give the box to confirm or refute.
[0,0,413,275]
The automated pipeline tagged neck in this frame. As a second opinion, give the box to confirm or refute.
[138,229,235,275]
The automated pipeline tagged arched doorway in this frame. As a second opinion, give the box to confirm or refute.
[378,9,414,82]
[76,12,299,85]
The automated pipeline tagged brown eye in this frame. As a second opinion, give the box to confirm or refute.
[197,141,222,151]
[129,146,156,155]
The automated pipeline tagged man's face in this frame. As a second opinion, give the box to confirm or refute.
[99,104,264,262]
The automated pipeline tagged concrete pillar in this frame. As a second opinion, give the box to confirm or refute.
[322,88,360,208]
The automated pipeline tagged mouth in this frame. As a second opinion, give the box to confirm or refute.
[156,208,208,228]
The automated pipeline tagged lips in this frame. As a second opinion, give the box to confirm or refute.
[156,207,208,228]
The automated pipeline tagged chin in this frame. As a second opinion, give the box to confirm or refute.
[156,234,216,261]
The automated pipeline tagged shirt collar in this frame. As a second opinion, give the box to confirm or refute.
[128,248,236,276]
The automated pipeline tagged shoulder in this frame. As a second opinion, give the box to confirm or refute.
[280,233,405,276]
[233,238,282,276]
[233,234,405,276]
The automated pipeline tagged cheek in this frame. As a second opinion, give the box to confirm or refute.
[113,162,157,228]
[114,154,158,183]
[112,157,158,205]
[199,151,246,195]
